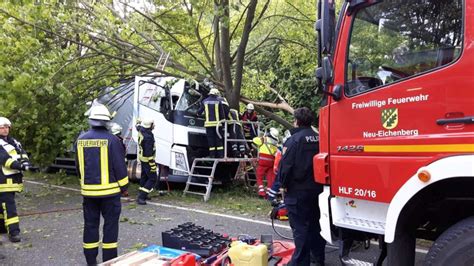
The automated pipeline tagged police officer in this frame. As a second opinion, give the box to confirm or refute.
[76,105,129,265]
[279,107,325,265]
[198,88,229,158]
[136,118,158,205]
[0,117,33,243]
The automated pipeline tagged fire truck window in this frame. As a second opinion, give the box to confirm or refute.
[345,0,463,96]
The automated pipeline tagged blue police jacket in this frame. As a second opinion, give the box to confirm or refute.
[76,127,129,198]
[279,127,321,193]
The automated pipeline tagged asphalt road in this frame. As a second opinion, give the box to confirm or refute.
[0,180,426,265]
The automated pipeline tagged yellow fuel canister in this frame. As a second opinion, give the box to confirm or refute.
[228,241,268,266]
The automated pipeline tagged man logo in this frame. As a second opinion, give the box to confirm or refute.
[381,108,398,130]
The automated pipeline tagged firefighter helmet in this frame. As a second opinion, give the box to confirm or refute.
[209,88,220,96]
[269,127,279,139]
[88,104,111,121]
[142,118,154,129]
[246,103,254,110]
[0,117,11,127]
[110,123,122,136]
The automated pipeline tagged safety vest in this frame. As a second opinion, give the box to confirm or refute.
[76,128,129,197]
[253,136,278,160]
[0,138,27,192]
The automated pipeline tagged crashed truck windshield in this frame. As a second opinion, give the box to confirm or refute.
[345,0,463,96]
[175,85,202,115]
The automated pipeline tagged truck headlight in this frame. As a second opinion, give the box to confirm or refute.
[174,152,187,171]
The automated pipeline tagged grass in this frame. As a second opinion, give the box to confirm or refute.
[24,171,273,218]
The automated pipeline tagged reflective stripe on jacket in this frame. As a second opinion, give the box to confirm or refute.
[76,127,129,197]
[199,95,229,127]
[137,125,156,172]
[0,137,26,192]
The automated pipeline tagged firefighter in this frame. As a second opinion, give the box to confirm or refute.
[240,103,258,140]
[136,117,159,205]
[0,117,33,243]
[279,107,325,266]
[253,127,279,198]
[228,109,246,157]
[109,122,126,153]
[266,130,293,203]
[198,88,229,158]
[75,104,129,265]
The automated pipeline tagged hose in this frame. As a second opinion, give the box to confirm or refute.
[271,216,294,240]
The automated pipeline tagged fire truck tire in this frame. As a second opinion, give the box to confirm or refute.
[424,216,474,266]
[387,230,415,266]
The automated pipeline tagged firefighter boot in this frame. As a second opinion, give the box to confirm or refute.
[8,233,20,243]
[136,192,147,205]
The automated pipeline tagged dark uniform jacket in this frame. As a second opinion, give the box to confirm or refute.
[0,137,27,192]
[76,127,129,198]
[198,95,229,127]
[240,111,258,138]
[279,127,321,192]
[136,125,157,172]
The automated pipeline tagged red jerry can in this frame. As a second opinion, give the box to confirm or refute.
[170,253,196,266]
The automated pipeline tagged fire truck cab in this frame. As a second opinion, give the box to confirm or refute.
[314,0,474,264]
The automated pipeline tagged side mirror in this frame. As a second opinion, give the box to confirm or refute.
[316,56,333,85]
[316,0,336,55]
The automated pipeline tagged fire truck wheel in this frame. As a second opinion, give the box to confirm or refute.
[424,216,474,266]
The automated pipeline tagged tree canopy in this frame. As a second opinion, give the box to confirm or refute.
[0,0,321,165]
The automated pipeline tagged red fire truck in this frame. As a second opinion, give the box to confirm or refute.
[314,0,474,265]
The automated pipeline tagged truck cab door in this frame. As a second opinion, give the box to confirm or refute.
[133,76,174,167]
[328,0,471,203]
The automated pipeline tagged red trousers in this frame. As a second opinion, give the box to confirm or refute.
[256,159,275,195]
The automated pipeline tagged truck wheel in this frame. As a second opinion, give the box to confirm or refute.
[424,216,474,266]
[387,230,415,266]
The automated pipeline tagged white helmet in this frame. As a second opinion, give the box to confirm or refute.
[88,104,111,121]
[142,117,154,129]
[269,127,279,139]
[110,123,122,135]
[209,88,220,96]
[246,103,254,110]
[0,117,11,127]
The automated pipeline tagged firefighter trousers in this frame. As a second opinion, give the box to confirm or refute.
[256,159,275,196]
[206,126,224,158]
[285,190,325,266]
[83,195,121,265]
[0,192,20,236]
[138,162,158,199]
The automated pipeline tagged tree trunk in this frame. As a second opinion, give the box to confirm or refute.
[218,0,233,102]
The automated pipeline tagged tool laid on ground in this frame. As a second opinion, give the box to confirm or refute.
[162,222,231,257]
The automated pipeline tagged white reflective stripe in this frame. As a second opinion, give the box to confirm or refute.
[139,187,152,193]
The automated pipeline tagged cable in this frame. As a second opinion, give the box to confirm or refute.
[271,217,294,240]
